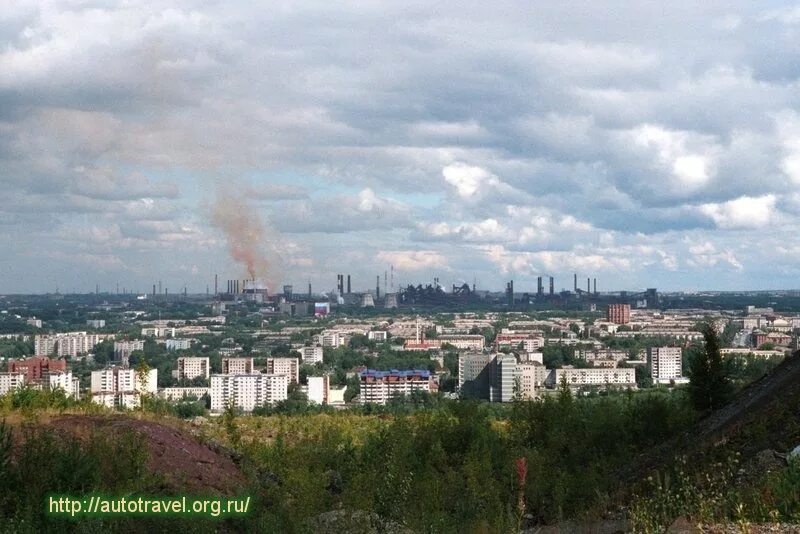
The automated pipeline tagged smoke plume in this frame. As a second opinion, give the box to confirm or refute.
[210,190,280,285]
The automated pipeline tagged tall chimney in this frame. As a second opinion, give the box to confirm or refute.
[549,277,554,295]
[214,274,218,296]
[587,277,590,293]
[574,273,577,291]
[376,275,380,299]
[153,284,156,296]
[347,275,351,294]
[593,278,597,294]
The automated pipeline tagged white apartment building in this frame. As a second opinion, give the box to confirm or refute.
[140,327,176,338]
[359,369,432,405]
[367,331,388,342]
[439,334,486,351]
[48,371,81,399]
[173,357,210,381]
[306,375,330,405]
[86,319,106,328]
[647,347,686,385]
[35,332,110,358]
[266,357,299,383]
[113,340,146,364]
[222,357,254,375]
[489,353,519,403]
[160,387,210,402]
[0,373,26,396]
[26,317,42,328]
[315,331,346,347]
[166,338,192,351]
[522,337,546,351]
[549,367,636,390]
[209,374,289,412]
[518,362,549,400]
[90,367,158,408]
[300,345,324,365]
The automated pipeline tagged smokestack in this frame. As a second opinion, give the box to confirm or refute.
[159,280,162,295]
[587,277,590,293]
[308,282,312,299]
[376,275,380,299]
[347,275,351,294]
[337,274,343,295]
[153,284,156,296]
[537,276,543,295]
[214,274,218,296]
[593,278,597,294]
[574,273,577,291]
[549,277,554,295]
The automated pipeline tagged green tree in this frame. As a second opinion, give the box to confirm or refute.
[688,323,732,411]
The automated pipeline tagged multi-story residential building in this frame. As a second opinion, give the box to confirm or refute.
[26,317,42,328]
[489,353,520,403]
[265,357,299,383]
[90,367,158,408]
[315,331,346,347]
[647,347,685,385]
[48,371,81,399]
[522,337,545,351]
[113,340,145,364]
[367,331,388,342]
[306,375,330,405]
[160,387,210,402]
[575,349,630,363]
[753,331,792,348]
[165,338,192,351]
[607,304,631,325]
[140,327,176,338]
[549,367,636,390]
[359,369,432,405]
[300,345,324,365]
[86,319,106,328]
[0,373,26,396]
[34,332,111,358]
[458,353,493,399]
[222,357,254,375]
[518,362,549,399]
[438,334,485,351]
[9,356,67,383]
[496,332,544,349]
[209,374,289,412]
[173,357,210,381]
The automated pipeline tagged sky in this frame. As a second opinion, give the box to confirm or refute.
[2,1,800,294]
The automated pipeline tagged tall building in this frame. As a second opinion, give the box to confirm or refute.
[48,371,81,399]
[607,304,631,325]
[489,353,520,403]
[0,373,26,396]
[359,369,432,405]
[173,357,210,381]
[114,340,145,364]
[300,345,324,365]
[9,356,67,383]
[166,339,192,351]
[35,332,110,358]
[549,367,636,390]
[647,347,685,385]
[458,353,493,399]
[265,357,299,383]
[517,362,548,399]
[209,374,289,412]
[222,357,254,375]
[306,375,330,405]
[90,367,158,409]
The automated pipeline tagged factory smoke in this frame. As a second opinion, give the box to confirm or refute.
[210,189,280,286]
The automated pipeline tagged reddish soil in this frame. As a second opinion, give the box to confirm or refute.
[16,414,248,496]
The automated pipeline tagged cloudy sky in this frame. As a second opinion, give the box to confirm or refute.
[3,1,800,294]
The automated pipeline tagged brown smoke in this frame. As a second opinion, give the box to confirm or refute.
[210,190,280,286]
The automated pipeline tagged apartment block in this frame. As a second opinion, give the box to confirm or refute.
[166,339,192,351]
[458,353,493,399]
[306,375,330,405]
[607,304,631,325]
[359,369,432,405]
[209,374,289,412]
[647,347,686,385]
[438,334,485,351]
[90,367,158,409]
[222,357,254,375]
[173,357,210,381]
[549,367,636,390]
[0,373,26,396]
[9,356,67,383]
[113,340,145,364]
[265,357,300,383]
[300,345,324,365]
[35,332,110,358]
[160,387,210,402]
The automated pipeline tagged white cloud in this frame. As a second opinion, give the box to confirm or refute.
[376,250,449,271]
[699,195,776,229]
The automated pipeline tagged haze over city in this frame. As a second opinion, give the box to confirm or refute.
[3,1,800,293]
